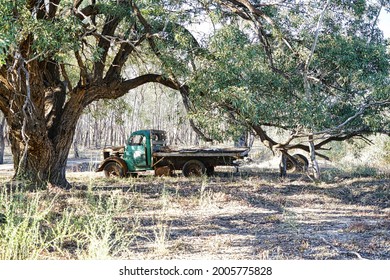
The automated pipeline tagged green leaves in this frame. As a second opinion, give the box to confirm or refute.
[187,24,297,138]
[0,0,84,64]
[31,17,83,61]
[184,1,389,141]
[0,0,18,65]
[0,38,9,65]
[0,0,388,141]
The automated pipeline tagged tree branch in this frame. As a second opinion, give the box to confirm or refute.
[217,0,292,79]
[120,74,181,92]
[93,16,121,81]
[304,0,330,99]
[84,73,181,105]
[0,67,13,92]
[315,100,390,136]
[74,3,99,19]
[60,64,73,92]
[305,0,330,72]
[47,0,60,18]
[73,0,83,10]
[104,35,147,82]
[74,50,89,86]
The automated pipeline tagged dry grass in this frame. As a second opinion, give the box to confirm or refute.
[0,165,389,260]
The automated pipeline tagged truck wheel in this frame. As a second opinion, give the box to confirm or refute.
[155,165,173,177]
[286,154,308,173]
[182,160,206,177]
[103,162,125,178]
[294,154,309,171]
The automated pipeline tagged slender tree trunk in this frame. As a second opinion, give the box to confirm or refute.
[73,128,80,159]
[309,135,321,180]
[0,115,5,164]
[279,152,287,178]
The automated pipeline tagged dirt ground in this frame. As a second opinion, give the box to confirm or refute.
[1,157,389,260]
[66,164,389,260]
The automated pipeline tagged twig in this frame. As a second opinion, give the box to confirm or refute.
[320,236,368,260]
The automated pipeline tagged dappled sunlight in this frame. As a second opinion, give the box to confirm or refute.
[1,162,389,260]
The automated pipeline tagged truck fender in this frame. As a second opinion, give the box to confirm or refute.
[95,156,128,175]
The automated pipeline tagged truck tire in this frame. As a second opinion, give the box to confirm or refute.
[294,154,309,171]
[155,165,173,177]
[103,161,126,178]
[182,160,206,177]
[286,154,309,173]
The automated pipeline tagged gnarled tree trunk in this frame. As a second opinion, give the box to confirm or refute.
[3,62,83,188]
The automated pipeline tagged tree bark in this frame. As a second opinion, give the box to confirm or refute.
[279,152,287,178]
[0,115,5,164]
[5,87,81,189]
[309,135,321,180]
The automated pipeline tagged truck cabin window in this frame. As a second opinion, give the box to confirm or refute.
[151,132,166,146]
[129,135,144,146]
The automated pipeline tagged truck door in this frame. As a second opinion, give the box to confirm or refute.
[126,134,148,168]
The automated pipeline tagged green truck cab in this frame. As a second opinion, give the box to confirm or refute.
[96,129,249,178]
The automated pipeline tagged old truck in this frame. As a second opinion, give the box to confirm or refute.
[96,129,249,178]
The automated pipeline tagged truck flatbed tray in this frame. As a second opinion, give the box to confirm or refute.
[153,147,248,157]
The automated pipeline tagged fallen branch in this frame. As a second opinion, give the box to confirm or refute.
[320,236,368,260]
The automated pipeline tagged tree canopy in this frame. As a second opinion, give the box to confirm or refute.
[187,1,389,146]
[0,0,389,187]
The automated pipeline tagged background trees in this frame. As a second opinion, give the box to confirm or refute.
[72,85,197,152]
[0,0,388,188]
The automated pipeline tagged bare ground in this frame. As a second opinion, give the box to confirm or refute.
[1,161,389,260]
[67,166,389,260]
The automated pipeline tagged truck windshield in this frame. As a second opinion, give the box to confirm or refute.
[129,135,144,145]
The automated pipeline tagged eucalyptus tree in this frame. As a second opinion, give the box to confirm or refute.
[186,0,390,178]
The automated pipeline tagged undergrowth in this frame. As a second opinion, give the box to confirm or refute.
[0,163,388,260]
[0,186,138,260]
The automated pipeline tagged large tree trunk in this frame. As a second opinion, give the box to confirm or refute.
[5,84,82,189]
[0,48,84,188]
[9,132,71,189]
